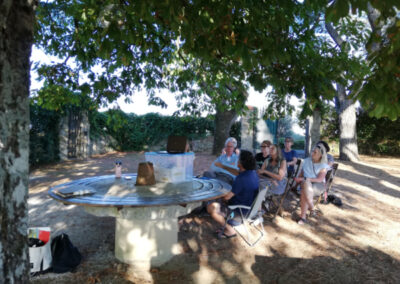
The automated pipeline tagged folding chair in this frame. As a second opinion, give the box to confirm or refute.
[313,163,339,210]
[292,162,339,215]
[272,159,302,220]
[225,186,268,246]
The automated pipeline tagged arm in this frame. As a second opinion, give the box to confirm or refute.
[294,170,304,183]
[222,191,234,201]
[295,168,327,183]
[287,156,298,166]
[214,162,239,176]
[259,160,287,181]
[257,159,267,176]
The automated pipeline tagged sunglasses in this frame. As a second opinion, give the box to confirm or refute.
[261,145,269,148]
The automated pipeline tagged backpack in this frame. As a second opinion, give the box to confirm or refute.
[51,233,82,273]
[327,194,343,207]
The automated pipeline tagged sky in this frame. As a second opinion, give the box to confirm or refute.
[30,46,304,134]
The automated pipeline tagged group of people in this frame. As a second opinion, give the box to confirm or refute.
[204,137,334,238]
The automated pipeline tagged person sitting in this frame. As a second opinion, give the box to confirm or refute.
[203,137,239,185]
[255,140,271,169]
[294,144,330,225]
[316,140,334,167]
[258,144,287,196]
[282,136,298,177]
[206,150,259,238]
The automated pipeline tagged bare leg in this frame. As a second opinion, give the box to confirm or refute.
[207,202,236,235]
[299,180,314,222]
[304,180,314,211]
[299,182,308,220]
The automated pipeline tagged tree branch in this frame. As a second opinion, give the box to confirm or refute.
[325,22,344,47]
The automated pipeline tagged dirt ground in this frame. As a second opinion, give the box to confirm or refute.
[28,152,400,283]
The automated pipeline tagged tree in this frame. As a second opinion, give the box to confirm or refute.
[0,0,35,282]
[2,1,400,281]
[34,1,331,155]
[325,22,361,161]
[326,0,400,120]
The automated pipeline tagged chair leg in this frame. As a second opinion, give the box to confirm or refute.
[273,191,289,220]
[234,220,264,247]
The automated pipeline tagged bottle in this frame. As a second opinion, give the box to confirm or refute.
[115,161,122,178]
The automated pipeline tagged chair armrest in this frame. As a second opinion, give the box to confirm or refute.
[228,205,251,210]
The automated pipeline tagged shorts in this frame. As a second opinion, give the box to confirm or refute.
[311,182,325,196]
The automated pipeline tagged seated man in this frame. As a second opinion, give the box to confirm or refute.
[207,150,259,238]
[203,137,239,185]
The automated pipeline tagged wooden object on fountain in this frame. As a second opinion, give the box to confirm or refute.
[136,162,156,185]
[167,136,189,154]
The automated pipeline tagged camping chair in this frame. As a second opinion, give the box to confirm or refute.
[272,159,303,220]
[225,185,268,246]
[313,163,339,211]
[292,162,339,216]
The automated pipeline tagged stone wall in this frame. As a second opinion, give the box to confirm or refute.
[89,135,116,156]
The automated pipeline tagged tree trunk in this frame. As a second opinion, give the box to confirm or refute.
[0,1,35,282]
[304,109,321,157]
[212,108,238,155]
[326,22,359,162]
[337,83,359,161]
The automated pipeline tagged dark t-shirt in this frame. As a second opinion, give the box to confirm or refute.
[229,170,259,207]
[282,149,297,175]
[255,153,269,169]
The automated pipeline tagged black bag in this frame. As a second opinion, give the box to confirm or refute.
[51,233,82,273]
[327,194,343,207]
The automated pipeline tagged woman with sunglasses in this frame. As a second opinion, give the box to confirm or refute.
[294,144,330,225]
[255,140,272,169]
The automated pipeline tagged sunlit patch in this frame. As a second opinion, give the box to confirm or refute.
[379,180,400,191]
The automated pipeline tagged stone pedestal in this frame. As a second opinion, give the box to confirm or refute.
[85,203,199,270]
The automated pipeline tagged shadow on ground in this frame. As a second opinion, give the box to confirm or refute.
[29,152,400,283]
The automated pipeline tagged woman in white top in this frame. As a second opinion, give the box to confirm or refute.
[294,144,330,224]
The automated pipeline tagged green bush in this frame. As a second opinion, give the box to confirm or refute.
[357,111,400,156]
[90,110,215,151]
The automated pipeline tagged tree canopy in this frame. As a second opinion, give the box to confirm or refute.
[33,0,400,118]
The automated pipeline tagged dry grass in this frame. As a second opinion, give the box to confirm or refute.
[29,152,400,283]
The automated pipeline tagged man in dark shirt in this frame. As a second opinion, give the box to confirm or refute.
[206,150,259,238]
[282,136,298,177]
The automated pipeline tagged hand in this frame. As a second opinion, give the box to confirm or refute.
[294,177,302,183]
[214,162,223,168]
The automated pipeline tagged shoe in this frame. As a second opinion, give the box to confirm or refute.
[297,218,307,225]
[217,232,237,239]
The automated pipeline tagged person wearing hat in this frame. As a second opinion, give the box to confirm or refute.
[316,140,334,168]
